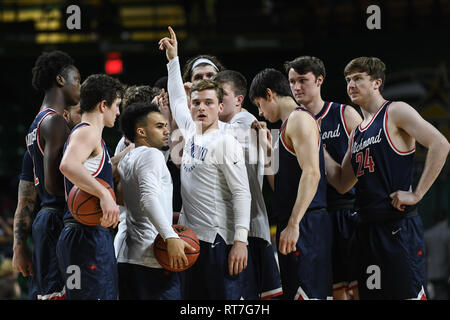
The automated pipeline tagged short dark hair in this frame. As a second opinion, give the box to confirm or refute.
[213,70,247,97]
[190,79,224,103]
[153,76,168,91]
[122,85,160,110]
[249,68,294,102]
[344,57,386,92]
[119,102,160,143]
[32,50,75,92]
[80,74,124,113]
[284,56,326,80]
[182,54,225,82]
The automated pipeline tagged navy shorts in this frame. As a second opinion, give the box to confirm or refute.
[355,214,427,299]
[31,206,65,300]
[118,262,182,300]
[328,208,358,290]
[276,208,333,300]
[56,221,118,300]
[245,237,282,299]
[183,234,250,300]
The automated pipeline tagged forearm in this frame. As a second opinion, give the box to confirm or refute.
[288,170,320,226]
[414,140,450,199]
[167,57,195,134]
[141,194,178,240]
[60,162,109,200]
[13,181,36,249]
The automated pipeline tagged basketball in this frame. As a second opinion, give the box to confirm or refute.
[67,178,116,226]
[153,224,200,272]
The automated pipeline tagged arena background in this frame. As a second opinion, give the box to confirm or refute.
[0,0,449,276]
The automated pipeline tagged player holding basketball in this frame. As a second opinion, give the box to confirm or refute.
[325,57,450,299]
[116,102,195,299]
[23,51,81,300]
[213,70,283,299]
[285,56,362,299]
[249,68,333,300]
[159,27,252,299]
[58,74,123,300]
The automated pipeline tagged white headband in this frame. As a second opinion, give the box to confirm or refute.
[191,58,219,72]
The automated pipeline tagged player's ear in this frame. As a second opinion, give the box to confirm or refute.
[316,75,324,87]
[136,127,146,138]
[236,94,244,106]
[373,78,383,91]
[266,88,274,101]
[56,74,65,87]
[62,109,69,122]
[218,102,224,114]
[98,100,107,112]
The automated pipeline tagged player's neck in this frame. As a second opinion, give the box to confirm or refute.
[198,120,219,135]
[303,96,324,116]
[80,112,105,132]
[41,89,66,114]
[280,97,300,122]
[360,94,386,117]
[220,107,242,123]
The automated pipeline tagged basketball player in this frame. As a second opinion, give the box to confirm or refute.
[213,70,283,299]
[113,85,157,259]
[14,103,81,299]
[24,51,81,300]
[324,57,450,299]
[285,56,362,299]
[57,74,123,300]
[159,27,252,299]
[182,54,225,84]
[249,68,333,300]
[116,102,195,299]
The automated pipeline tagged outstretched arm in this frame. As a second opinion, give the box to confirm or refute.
[159,26,195,136]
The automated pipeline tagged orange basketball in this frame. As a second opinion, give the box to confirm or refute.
[67,178,115,226]
[153,224,200,272]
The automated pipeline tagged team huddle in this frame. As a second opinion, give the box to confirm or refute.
[12,26,450,300]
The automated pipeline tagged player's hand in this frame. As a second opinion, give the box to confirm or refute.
[278,223,299,255]
[252,120,272,165]
[99,191,120,228]
[228,241,248,276]
[184,82,193,96]
[389,190,421,211]
[158,26,178,61]
[166,238,195,270]
[156,89,172,120]
[12,246,33,277]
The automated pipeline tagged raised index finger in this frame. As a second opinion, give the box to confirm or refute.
[168,26,177,41]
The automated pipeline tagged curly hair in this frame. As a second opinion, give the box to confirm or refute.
[122,85,160,110]
[80,74,124,114]
[31,50,75,92]
[119,102,160,143]
[182,54,225,83]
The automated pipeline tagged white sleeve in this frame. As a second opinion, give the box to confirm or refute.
[114,136,127,156]
[136,149,178,240]
[167,57,195,137]
[215,136,251,242]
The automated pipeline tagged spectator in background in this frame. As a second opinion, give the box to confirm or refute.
[425,209,450,300]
